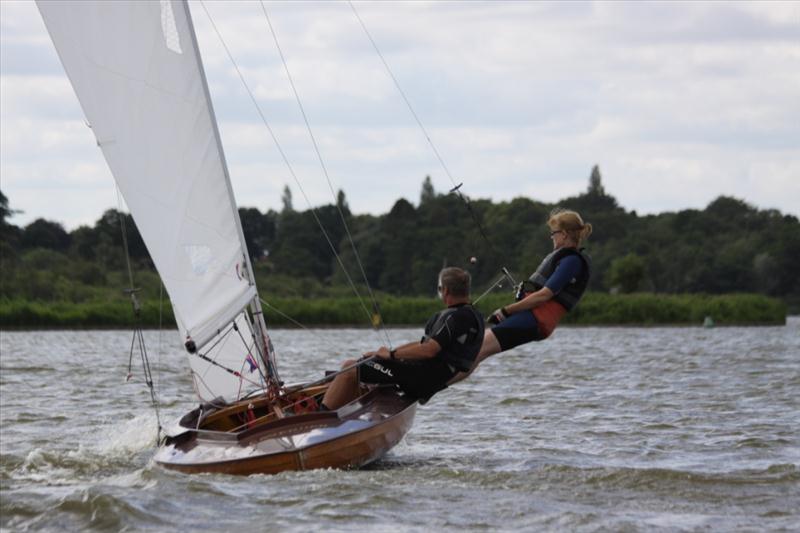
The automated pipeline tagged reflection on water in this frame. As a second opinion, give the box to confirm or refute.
[2,320,799,531]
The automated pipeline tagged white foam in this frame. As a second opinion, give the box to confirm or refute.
[155,442,260,465]
[91,412,160,457]
[15,448,76,485]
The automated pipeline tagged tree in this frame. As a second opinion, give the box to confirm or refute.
[281,185,294,213]
[605,253,646,293]
[0,189,21,254]
[20,219,71,252]
[420,175,435,205]
[753,252,780,294]
[336,189,350,215]
[0,189,16,225]
[239,207,275,261]
[69,225,98,260]
[378,199,418,292]
[588,165,605,196]
[93,209,148,262]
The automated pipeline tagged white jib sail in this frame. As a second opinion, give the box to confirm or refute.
[37,0,268,401]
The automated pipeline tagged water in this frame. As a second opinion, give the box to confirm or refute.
[2,320,799,531]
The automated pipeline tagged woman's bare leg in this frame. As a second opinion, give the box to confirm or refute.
[476,328,502,362]
[447,329,503,386]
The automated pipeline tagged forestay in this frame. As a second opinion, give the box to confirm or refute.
[37,0,270,401]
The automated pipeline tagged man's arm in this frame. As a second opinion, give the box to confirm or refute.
[365,339,441,360]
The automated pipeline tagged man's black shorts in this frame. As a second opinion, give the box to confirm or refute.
[358,357,455,402]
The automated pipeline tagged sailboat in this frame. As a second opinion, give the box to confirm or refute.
[37,0,416,475]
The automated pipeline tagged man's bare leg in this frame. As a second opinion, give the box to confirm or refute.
[322,359,361,410]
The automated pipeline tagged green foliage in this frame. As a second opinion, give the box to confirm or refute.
[0,293,783,328]
[2,169,798,328]
[0,299,175,328]
[238,207,275,262]
[20,218,70,251]
[281,185,293,213]
[564,293,786,326]
[420,175,436,205]
[606,253,646,293]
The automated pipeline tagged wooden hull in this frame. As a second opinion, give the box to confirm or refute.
[154,387,417,475]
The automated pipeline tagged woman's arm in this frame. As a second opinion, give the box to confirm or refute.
[503,254,584,314]
[505,287,554,313]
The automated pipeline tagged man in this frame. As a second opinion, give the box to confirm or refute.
[321,267,484,410]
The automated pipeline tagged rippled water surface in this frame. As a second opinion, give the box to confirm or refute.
[2,320,799,531]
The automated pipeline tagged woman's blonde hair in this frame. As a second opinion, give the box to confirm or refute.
[548,208,593,245]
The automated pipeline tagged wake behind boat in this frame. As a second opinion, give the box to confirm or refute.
[37,0,415,475]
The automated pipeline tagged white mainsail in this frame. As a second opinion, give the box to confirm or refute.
[37,0,271,401]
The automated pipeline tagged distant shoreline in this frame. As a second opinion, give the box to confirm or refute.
[0,293,787,329]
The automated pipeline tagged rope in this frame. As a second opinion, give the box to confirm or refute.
[259,298,315,332]
[157,282,163,398]
[283,356,378,394]
[193,351,264,389]
[348,1,459,191]
[232,319,268,385]
[472,273,508,305]
[115,186,162,441]
[187,315,273,396]
[259,1,392,348]
[349,2,509,273]
[199,0,391,348]
[126,324,163,441]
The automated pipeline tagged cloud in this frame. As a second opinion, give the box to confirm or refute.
[2,0,798,231]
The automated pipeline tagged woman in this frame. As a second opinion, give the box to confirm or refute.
[451,209,592,383]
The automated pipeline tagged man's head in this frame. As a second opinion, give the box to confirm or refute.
[438,267,471,301]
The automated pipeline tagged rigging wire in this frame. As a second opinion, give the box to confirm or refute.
[348,1,511,278]
[157,282,164,399]
[259,1,392,349]
[198,0,391,348]
[115,186,163,440]
[348,1,458,191]
[259,298,315,332]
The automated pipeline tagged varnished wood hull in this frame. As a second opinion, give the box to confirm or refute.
[154,387,417,475]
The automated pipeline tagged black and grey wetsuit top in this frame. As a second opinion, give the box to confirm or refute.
[421,303,485,372]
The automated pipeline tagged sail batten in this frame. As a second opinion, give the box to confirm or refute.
[37,0,267,400]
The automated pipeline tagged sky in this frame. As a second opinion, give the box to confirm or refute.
[1,0,798,230]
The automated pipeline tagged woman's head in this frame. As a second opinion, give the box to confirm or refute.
[548,208,592,248]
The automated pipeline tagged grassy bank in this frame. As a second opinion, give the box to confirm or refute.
[0,293,786,329]
[562,293,787,326]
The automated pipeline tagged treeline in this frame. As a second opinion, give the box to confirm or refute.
[1,166,799,313]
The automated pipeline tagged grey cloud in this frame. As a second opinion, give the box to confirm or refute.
[2,0,799,226]
[0,40,63,76]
